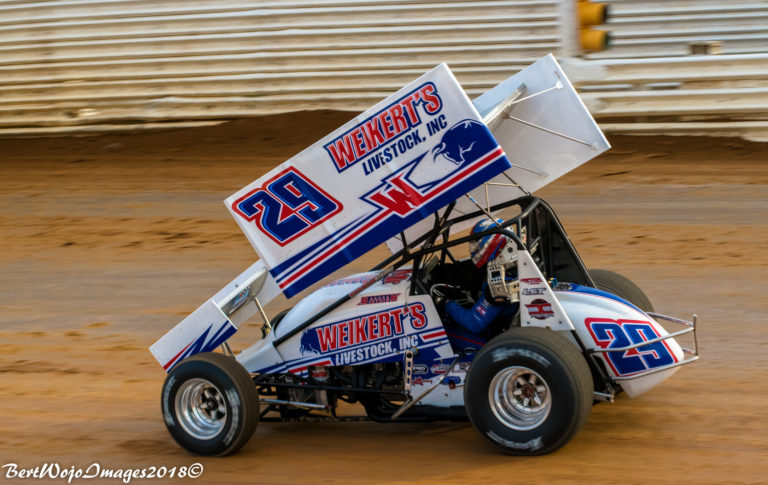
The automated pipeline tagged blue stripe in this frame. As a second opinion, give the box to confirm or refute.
[282,155,509,297]
[557,284,645,314]
[270,214,368,280]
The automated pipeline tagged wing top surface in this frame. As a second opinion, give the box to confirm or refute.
[226,64,512,297]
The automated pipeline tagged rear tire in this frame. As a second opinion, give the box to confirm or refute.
[590,269,654,312]
[464,327,593,455]
[161,352,259,456]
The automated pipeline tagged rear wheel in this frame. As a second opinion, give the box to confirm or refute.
[161,352,259,456]
[464,327,593,455]
[590,269,654,312]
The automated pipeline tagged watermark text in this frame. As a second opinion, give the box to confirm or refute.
[2,463,203,483]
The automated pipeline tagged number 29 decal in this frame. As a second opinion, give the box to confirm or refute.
[585,318,677,376]
[233,167,342,246]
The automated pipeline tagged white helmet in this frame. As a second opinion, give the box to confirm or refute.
[468,219,508,268]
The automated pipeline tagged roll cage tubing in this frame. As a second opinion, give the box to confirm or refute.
[393,195,613,392]
[270,195,614,392]
[376,195,595,291]
[272,196,595,347]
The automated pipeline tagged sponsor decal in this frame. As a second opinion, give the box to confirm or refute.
[525,298,554,320]
[412,363,429,375]
[299,303,429,365]
[475,303,488,317]
[230,287,250,313]
[359,293,399,305]
[310,367,329,381]
[586,318,677,376]
[363,119,502,217]
[326,269,412,288]
[522,287,546,296]
[520,278,542,285]
[324,83,442,173]
[226,65,511,298]
[428,361,470,375]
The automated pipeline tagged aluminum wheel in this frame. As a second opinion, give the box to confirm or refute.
[488,366,551,431]
[174,378,227,440]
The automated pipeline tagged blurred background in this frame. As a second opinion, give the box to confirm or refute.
[1,1,766,484]
[1,0,767,139]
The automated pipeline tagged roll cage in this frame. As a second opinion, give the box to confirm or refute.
[373,195,597,296]
[273,195,596,347]
[265,194,626,401]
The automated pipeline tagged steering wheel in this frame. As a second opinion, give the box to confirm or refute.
[430,284,474,315]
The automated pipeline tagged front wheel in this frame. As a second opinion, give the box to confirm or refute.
[161,352,259,456]
[464,327,593,455]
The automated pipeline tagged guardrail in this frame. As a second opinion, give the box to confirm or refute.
[0,0,562,135]
[564,53,768,141]
[0,0,765,139]
[563,53,768,84]
[590,0,768,58]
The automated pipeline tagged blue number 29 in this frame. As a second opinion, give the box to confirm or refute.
[587,319,676,376]
[234,169,341,246]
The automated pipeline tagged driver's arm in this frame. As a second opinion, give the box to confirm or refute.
[445,292,504,333]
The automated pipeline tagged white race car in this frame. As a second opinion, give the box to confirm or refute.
[150,56,698,456]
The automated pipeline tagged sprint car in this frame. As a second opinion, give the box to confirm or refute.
[150,56,698,456]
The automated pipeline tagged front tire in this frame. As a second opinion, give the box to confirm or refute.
[161,352,259,456]
[464,327,593,455]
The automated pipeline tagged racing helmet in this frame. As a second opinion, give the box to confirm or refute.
[469,218,508,268]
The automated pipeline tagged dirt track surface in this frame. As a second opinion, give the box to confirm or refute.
[1,112,767,484]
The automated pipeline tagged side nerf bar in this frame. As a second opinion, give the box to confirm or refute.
[587,313,699,381]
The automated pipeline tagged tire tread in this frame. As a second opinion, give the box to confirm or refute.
[465,327,593,455]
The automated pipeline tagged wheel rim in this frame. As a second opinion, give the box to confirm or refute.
[488,366,552,431]
[175,378,227,440]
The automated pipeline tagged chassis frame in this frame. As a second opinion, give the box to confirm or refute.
[249,194,688,417]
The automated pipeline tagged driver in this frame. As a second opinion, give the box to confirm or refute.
[443,219,518,334]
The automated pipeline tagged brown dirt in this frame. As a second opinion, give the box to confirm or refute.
[1,113,767,484]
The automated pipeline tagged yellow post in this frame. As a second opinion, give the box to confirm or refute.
[578,1,611,51]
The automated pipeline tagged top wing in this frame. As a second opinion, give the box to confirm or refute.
[386,54,611,252]
[225,64,512,298]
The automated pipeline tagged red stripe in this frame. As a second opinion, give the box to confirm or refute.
[279,210,389,288]
[162,341,193,370]
[422,330,447,340]
[279,147,504,289]
[289,359,333,374]
[475,235,505,267]
[447,332,485,347]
